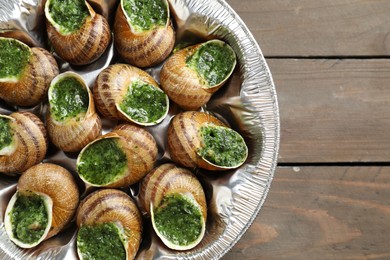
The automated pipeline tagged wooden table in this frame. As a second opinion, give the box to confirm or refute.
[224,0,390,259]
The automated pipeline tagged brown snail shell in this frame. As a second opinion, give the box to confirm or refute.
[93,63,169,126]
[114,0,175,68]
[0,37,59,107]
[160,39,236,110]
[76,189,142,260]
[76,124,158,188]
[167,111,248,171]
[4,163,79,248]
[0,112,48,175]
[45,0,111,65]
[139,163,207,250]
[47,72,102,152]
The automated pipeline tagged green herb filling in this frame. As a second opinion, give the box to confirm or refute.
[77,138,127,186]
[10,192,49,244]
[123,0,168,32]
[186,41,235,87]
[119,79,167,124]
[198,125,247,167]
[154,193,203,246]
[50,76,89,122]
[48,0,89,33]
[77,222,126,260]
[0,117,13,151]
[0,38,31,79]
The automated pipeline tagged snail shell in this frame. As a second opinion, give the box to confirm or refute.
[47,72,102,152]
[0,37,59,107]
[0,112,48,175]
[114,0,175,68]
[167,111,248,171]
[139,163,207,250]
[160,39,236,110]
[93,63,169,126]
[76,189,142,260]
[45,0,111,65]
[4,163,79,248]
[76,124,158,188]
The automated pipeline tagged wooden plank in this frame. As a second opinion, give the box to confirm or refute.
[226,0,390,57]
[267,58,390,163]
[224,166,390,259]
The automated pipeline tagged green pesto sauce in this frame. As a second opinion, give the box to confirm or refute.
[77,223,126,260]
[0,118,13,151]
[77,138,127,185]
[198,125,247,167]
[10,192,49,244]
[123,0,168,32]
[48,0,89,33]
[50,77,89,122]
[186,41,235,87]
[0,38,31,79]
[119,79,167,124]
[154,193,202,246]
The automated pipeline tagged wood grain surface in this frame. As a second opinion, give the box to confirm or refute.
[226,0,390,57]
[224,166,390,259]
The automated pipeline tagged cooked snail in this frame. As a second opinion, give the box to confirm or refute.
[93,64,169,126]
[45,0,111,65]
[168,111,248,170]
[0,37,59,106]
[160,39,236,110]
[0,112,48,175]
[114,0,175,67]
[76,124,158,188]
[76,189,142,260]
[4,163,79,248]
[139,163,207,250]
[46,72,101,152]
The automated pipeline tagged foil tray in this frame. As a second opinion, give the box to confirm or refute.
[0,0,280,259]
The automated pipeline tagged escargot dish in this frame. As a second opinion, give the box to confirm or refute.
[0,111,48,175]
[160,39,236,110]
[4,163,79,248]
[47,71,101,152]
[76,124,158,188]
[139,163,207,250]
[45,0,111,65]
[114,0,175,67]
[168,111,248,170]
[0,37,59,106]
[76,189,142,260]
[94,64,169,126]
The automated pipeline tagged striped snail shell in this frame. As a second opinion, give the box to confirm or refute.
[4,163,79,248]
[45,0,111,65]
[139,163,207,250]
[76,189,142,260]
[160,39,236,110]
[76,124,158,188]
[93,63,169,126]
[114,0,175,68]
[167,111,248,171]
[46,72,102,152]
[0,37,59,107]
[0,112,48,175]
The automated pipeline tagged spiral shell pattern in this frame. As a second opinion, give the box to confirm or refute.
[114,0,175,68]
[0,112,48,175]
[93,63,168,125]
[76,189,142,260]
[0,45,59,107]
[45,1,111,65]
[167,111,225,170]
[15,163,79,240]
[47,72,102,152]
